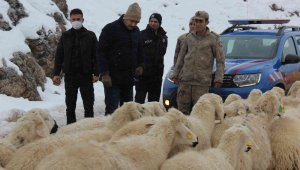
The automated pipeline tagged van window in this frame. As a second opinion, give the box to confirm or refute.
[283,37,297,57]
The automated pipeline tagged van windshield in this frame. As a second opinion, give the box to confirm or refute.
[220,36,278,59]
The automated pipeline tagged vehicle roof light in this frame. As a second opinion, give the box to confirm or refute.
[228,19,290,25]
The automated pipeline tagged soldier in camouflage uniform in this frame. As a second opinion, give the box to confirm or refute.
[172,11,225,115]
[173,17,196,66]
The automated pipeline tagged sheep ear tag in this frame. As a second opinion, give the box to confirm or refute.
[245,140,253,152]
[278,103,285,114]
[186,132,193,140]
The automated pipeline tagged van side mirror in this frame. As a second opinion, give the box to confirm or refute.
[282,54,300,64]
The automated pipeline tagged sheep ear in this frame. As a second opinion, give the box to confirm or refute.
[35,115,49,137]
[244,138,259,152]
[36,122,49,137]
[145,123,154,128]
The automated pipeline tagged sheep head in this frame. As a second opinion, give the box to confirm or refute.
[141,102,167,117]
[255,91,280,117]
[270,87,285,98]
[224,93,242,105]
[166,108,198,147]
[218,124,257,166]
[24,108,57,134]
[201,93,224,122]
[247,89,262,104]
[287,81,300,97]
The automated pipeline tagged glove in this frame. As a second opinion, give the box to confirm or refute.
[135,66,143,76]
[171,76,179,85]
[101,74,112,87]
[52,76,61,86]
[214,81,222,88]
[92,74,99,83]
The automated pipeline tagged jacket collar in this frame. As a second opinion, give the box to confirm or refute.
[191,27,210,37]
[65,27,88,36]
[145,24,166,35]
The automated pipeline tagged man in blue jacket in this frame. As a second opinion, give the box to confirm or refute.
[97,3,144,115]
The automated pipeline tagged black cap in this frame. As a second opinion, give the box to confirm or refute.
[149,13,162,25]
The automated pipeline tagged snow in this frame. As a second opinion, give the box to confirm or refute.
[0,0,299,136]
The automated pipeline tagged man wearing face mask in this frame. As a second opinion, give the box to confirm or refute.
[135,13,168,104]
[52,8,99,124]
[97,3,144,115]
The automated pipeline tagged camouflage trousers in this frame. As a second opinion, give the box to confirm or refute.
[176,84,209,115]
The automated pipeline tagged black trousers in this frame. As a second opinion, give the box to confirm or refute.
[65,73,94,124]
[135,77,162,104]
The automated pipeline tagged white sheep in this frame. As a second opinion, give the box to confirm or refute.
[5,108,57,148]
[224,93,242,105]
[247,89,263,105]
[281,95,300,109]
[56,101,164,135]
[0,140,15,167]
[189,93,224,149]
[269,108,300,169]
[223,89,262,117]
[141,101,166,117]
[211,91,280,170]
[0,108,57,167]
[110,116,158,141]
[168,93,224,158]
[35,108,198,170]
[5,102,148,170]
[287,80,300,97]
[224,99,249,117]
[4,109,25,122]
[56,116,108,135]
[161,124,254,170]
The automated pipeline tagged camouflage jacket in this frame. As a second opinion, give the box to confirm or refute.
[173,32,190,66]
[173,28,225,86]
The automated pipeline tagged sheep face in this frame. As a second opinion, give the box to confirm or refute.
[174,122,198,147]
[8,113,50,148]
[257,92,280,116]
[166,108,198,147]
[221,124,257,153]
[25,108,57,134]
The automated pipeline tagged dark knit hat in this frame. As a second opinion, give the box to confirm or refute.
[149,13,162,25]
[123,2,141,22]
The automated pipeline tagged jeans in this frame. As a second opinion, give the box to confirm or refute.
[104,85,133,115]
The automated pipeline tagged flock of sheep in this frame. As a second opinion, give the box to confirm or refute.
[1,81,300,170]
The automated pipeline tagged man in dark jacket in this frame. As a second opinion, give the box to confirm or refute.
[97,3,144,115]
[135,13,168,104]
[52,8,99,124]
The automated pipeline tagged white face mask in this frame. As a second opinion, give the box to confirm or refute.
[71,21,83,30]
